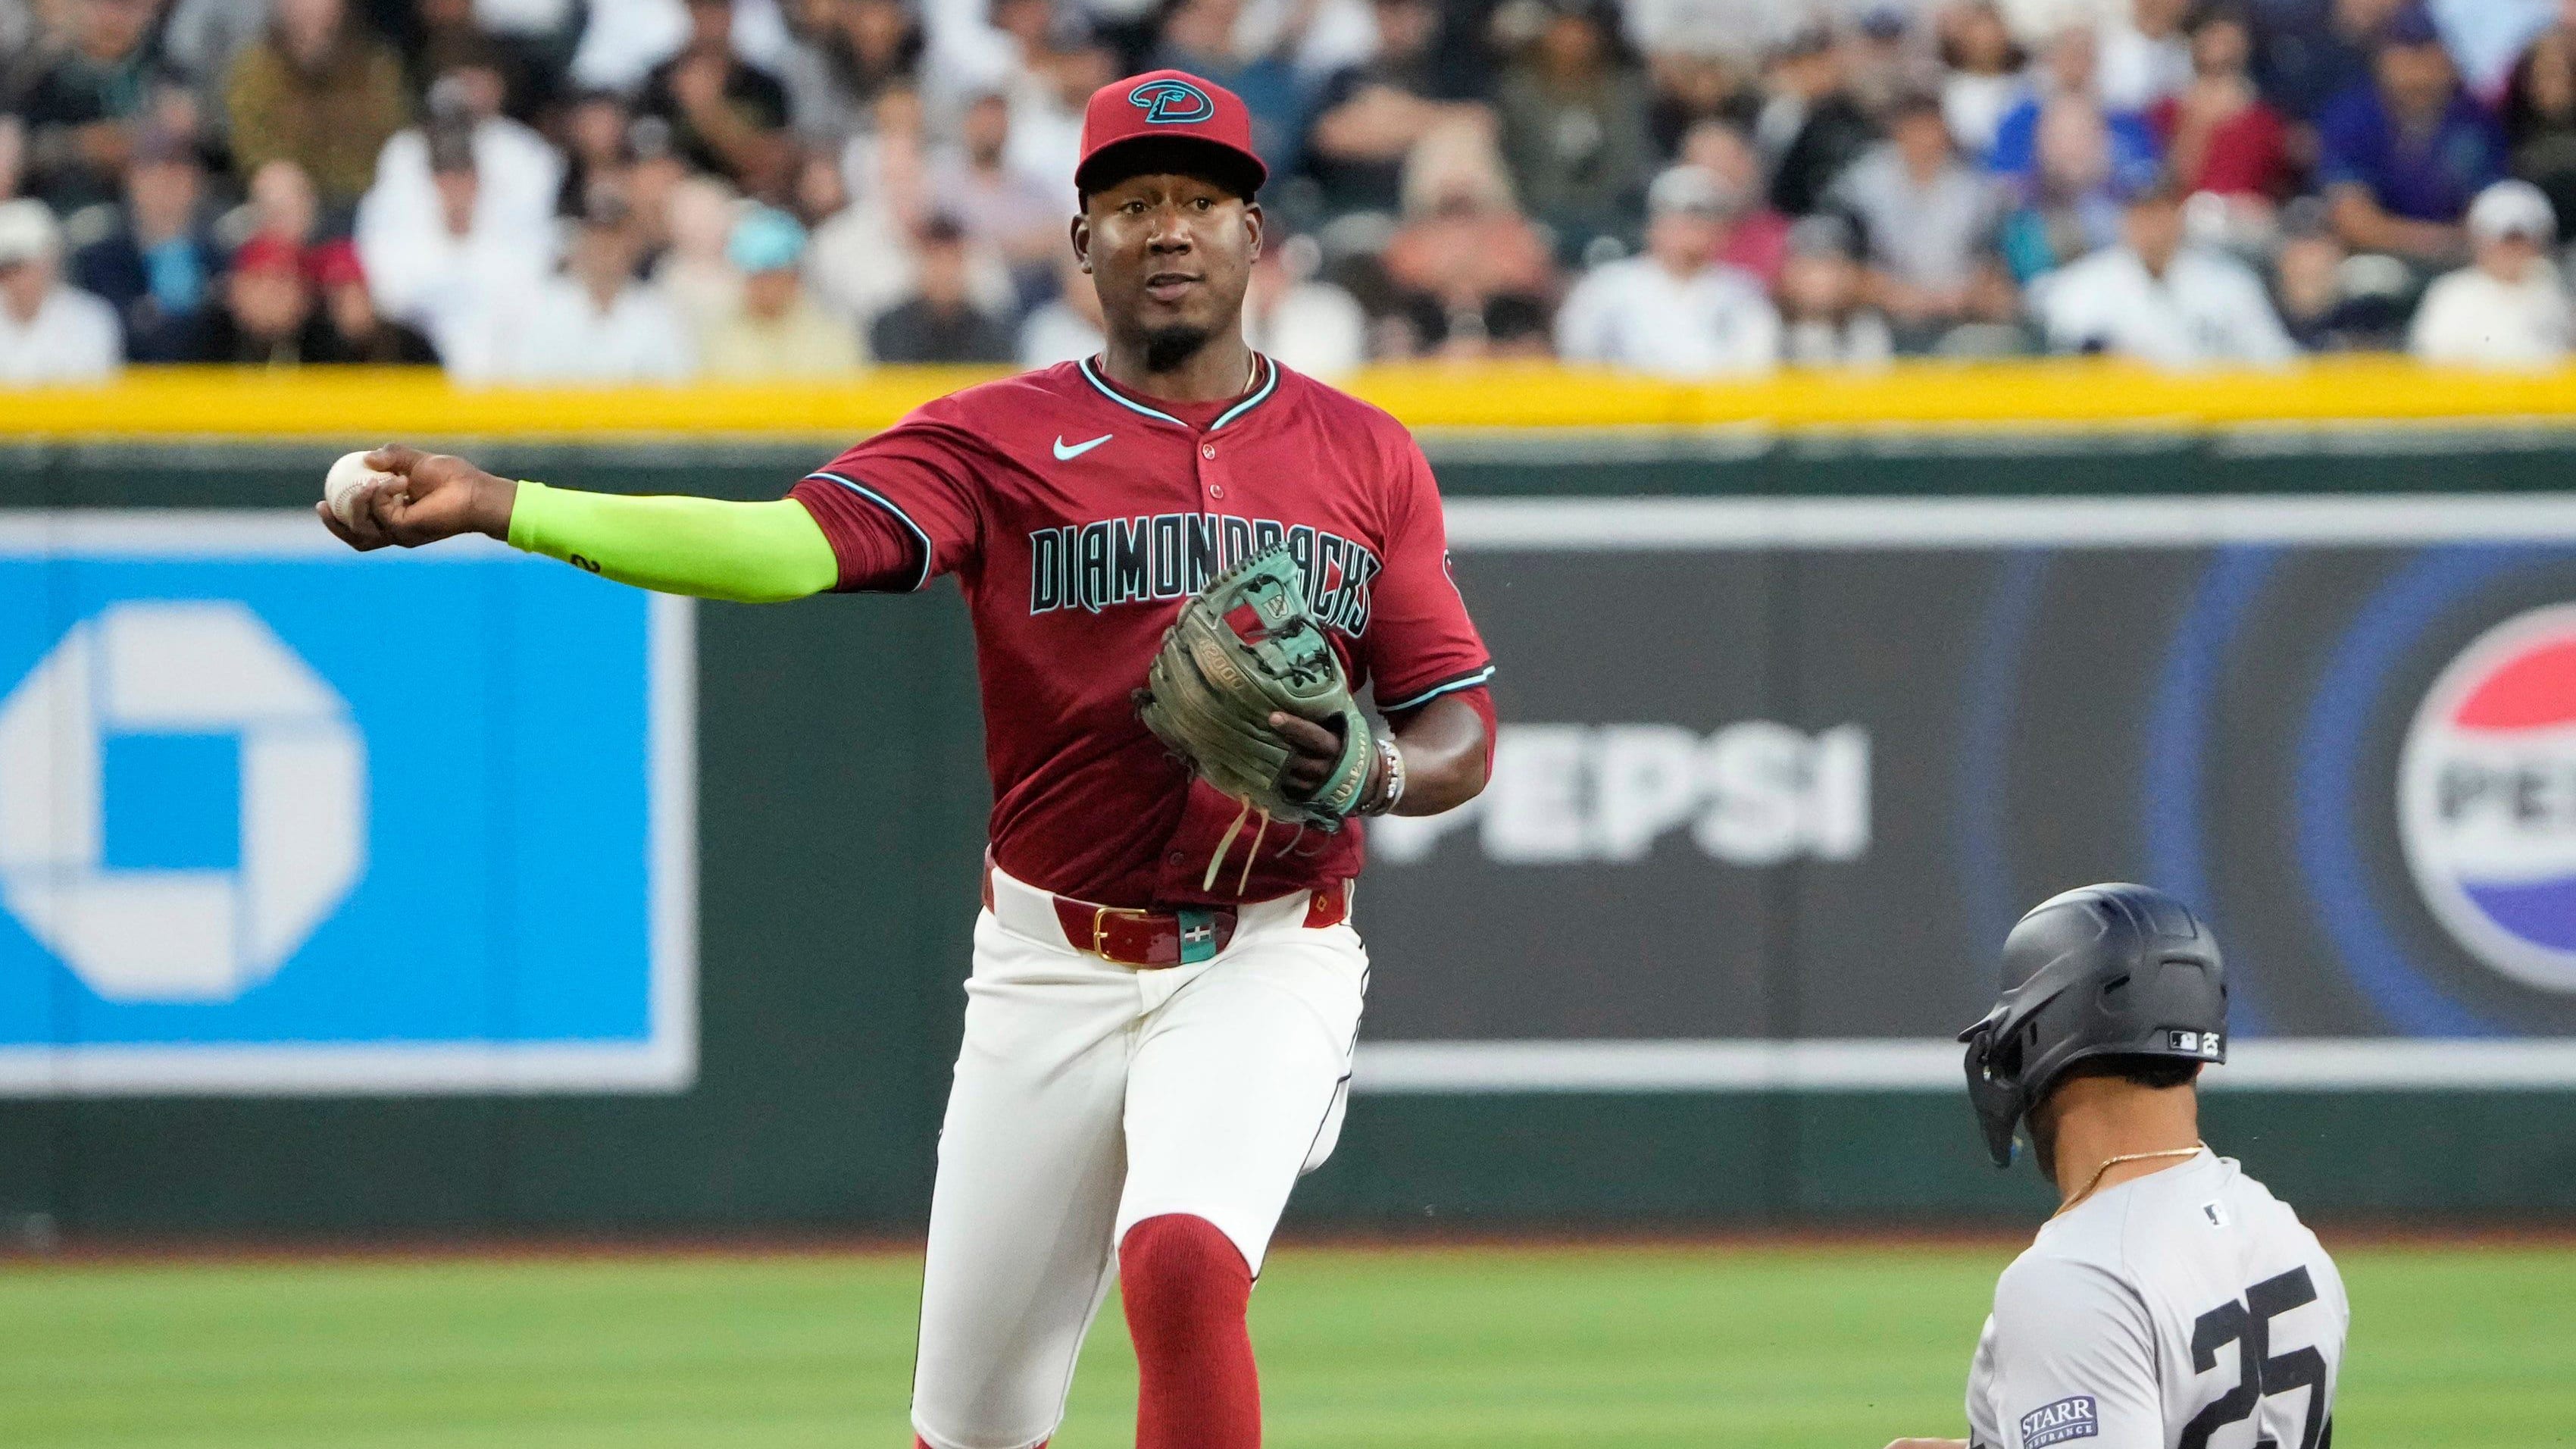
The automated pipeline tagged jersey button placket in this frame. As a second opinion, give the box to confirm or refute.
[1198,436,1226,502]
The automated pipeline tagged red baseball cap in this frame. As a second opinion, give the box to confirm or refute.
[1074,70,1267,199]
[231,233,305,280]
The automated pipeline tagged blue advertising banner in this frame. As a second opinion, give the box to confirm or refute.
[0,514,693,1094]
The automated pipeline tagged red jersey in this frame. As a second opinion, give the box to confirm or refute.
[2147,95,2293,200]
[789,355,1494,909]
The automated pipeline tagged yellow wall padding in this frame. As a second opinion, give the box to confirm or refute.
[5,358,2575,437]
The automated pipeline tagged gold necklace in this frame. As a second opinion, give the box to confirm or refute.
[2052,1142,2207,1219]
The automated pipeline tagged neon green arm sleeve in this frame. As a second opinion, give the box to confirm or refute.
[505,480,840,604]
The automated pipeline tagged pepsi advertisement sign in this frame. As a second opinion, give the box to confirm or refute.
[0,515,694,1096]
[1356,497,2576,1093]
[2399,605,2576,992]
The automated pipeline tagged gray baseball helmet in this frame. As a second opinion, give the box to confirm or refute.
[1958,883,2227,1169]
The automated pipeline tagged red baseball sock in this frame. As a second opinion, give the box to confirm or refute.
[1120,1213,1260,1449]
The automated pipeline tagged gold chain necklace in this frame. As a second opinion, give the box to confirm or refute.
[2052,1142,2207,1219]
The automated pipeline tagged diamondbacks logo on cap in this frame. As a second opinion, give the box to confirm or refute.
[1130,78,1215,124]
[2399,603,2576,991]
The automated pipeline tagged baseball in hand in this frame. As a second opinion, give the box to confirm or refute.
[324,450,399,525]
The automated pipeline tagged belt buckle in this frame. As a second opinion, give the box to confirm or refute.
[1090,904,1155,963]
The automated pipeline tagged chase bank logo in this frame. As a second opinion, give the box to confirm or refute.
[1130,77,1215,124]
[2399,603,2576,992]
[0,601,366,1003]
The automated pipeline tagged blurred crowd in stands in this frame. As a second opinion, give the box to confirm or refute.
[2,0,2572,384]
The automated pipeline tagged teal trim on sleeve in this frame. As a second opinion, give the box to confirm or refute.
[505,480,839,603]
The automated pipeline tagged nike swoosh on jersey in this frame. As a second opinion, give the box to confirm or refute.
[1052,433,1113,461]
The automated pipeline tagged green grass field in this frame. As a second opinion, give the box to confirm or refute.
[5,1240,2569,1447]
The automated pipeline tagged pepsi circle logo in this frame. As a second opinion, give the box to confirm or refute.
[1130,79,1215,124]
[2398,603,2576,992]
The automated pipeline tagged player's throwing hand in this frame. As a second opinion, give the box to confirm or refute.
[315,445,516,552]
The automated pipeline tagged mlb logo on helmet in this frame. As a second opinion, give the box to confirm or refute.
[1130,77,1215,124]
[2167,1029,2222,1058]
[2398,603,2576,991]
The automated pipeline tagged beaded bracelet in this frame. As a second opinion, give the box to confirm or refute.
[1366,734,1406,815]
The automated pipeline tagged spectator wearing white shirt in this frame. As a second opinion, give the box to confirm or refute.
[1622,0,1787,69]
[938,0,1107,192]
[2095,0,2193,113]
[2032,178,2296,367]
[2410,179,2573,368]
[1995,0,2121,45]
[2431,0,2556,97]
[493,192,696,382]
[473,0,583,46]
[572,0,796,96]
[1234,0,1376,81]
[801,142,1016,328]
[359,118,557,376]
[915,0,1034,118]
[358,74,565,277]
[0,199,123,383]
[1557,164,1780,378]
[1005,43,1114,196]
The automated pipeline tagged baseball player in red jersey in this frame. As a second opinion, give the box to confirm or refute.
[318,70,1496,1449]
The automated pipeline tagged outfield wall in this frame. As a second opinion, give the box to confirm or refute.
[2,364,2573,1237]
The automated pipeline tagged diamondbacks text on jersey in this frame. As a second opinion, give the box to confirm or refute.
[789,352,1493,909]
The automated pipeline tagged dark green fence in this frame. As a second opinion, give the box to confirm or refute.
[2,429,2571,1238]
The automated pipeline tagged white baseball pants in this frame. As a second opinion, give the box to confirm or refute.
[908,865,1370,1449]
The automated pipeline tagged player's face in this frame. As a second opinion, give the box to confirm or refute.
[1074,171,1261,348]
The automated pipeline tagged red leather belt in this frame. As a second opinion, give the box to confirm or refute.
[1053,898,1236,968]
[981,860,1350,969]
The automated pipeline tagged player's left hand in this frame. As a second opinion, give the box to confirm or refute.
[1268,712,1349,800]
